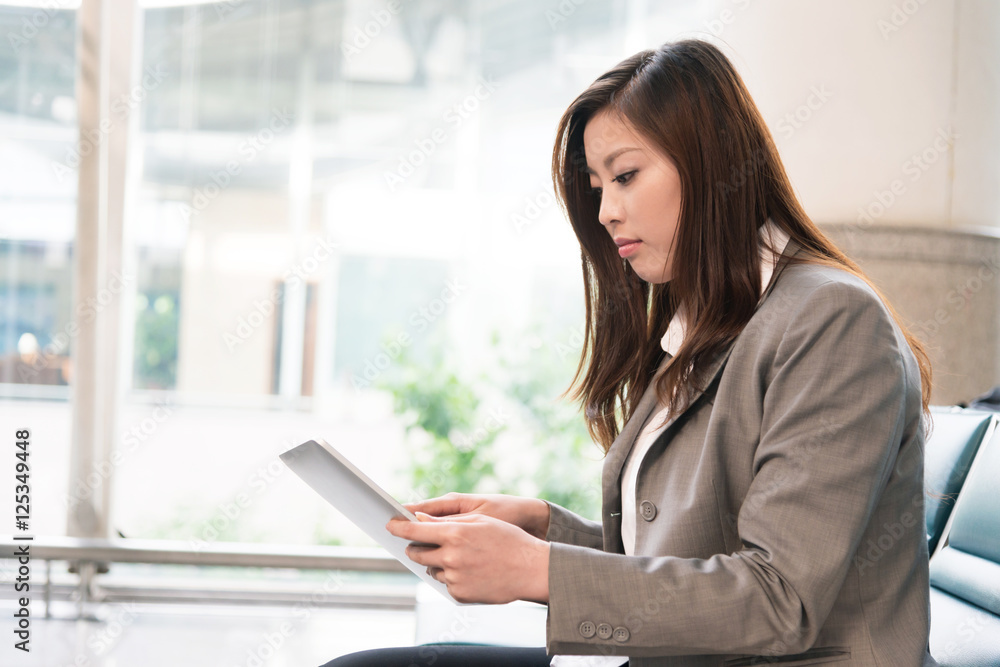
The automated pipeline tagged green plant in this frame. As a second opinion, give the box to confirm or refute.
[377,326,602,520]
[134,291,179,390]
[377,339,504,500]
[493,328,602,518]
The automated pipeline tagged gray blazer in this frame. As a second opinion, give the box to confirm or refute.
[544,243,938,666]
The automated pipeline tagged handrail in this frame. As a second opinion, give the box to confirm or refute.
[0,535,409,571]
[0,536,414,619]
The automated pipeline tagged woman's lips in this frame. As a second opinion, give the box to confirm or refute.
[618,241,641,258]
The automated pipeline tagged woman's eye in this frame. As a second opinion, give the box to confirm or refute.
[589,171,634,199]
[589,171,634,198]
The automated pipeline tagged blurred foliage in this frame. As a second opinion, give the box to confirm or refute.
[378,338,502,500]
[377,325,602,519]
[497,331,602,517]
[141,498,346,547]
[312,523,344,547]
[141,501,251,544]
[134,291,179,390]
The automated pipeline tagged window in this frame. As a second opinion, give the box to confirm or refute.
[2,0,661,544]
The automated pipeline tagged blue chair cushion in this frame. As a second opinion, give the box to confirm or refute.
[929,427,1000,665]
[928,587,1000,666]
[942,424,1000,563]
[924,408,993,553]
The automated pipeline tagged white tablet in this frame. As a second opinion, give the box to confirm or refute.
[279,438,461,604]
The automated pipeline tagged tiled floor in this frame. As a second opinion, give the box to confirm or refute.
[2,599,416,667]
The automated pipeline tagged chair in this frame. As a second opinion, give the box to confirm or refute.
[924,407,995,553]
[928,425,1000,665]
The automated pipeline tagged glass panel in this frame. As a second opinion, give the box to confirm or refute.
[116,0,643,545]
[332,255,451,388]
[0,7,77,393]
[0,6,78,538]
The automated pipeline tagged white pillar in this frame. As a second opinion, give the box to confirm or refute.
[278,10,315,402]
[67,0,138,539]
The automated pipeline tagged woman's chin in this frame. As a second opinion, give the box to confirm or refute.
[629,263,671,285]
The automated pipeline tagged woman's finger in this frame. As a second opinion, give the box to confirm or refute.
[406,494,468,517]
[387,517,445,542]
[418,511,485,523]
[405,543,437,566]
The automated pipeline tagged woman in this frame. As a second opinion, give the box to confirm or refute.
[324,39,937,666]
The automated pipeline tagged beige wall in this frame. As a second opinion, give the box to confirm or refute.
[716,0,1000,230]
[711,0,1000,403]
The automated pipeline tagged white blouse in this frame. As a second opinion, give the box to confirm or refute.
[550,221,790,667]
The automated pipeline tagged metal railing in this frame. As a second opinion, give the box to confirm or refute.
[0,536,414,619]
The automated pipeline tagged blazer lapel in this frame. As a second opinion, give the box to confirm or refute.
[600,351,673,552]
[599,237,803,552]
[602,351,674,490]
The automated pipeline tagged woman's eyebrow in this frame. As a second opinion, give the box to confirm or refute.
[584,146,641,175]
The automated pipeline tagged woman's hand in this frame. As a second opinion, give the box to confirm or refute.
[387,512,550,604]
[404,492,551,540]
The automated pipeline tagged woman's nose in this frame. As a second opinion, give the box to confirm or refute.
[598,192,622,227]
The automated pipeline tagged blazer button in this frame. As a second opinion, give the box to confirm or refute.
[640,500,657,521]
[613,626,630,643]
[596,623,613,640]
[579,621,596,638]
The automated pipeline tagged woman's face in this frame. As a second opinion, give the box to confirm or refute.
[583,108,682,284]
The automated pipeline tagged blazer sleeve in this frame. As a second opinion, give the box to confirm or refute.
[545,278,919,657]
[545,500,604,549]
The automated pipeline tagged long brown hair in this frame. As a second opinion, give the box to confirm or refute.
[551,39,932,453]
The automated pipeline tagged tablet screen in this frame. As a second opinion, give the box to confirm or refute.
[280,438,461,604]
